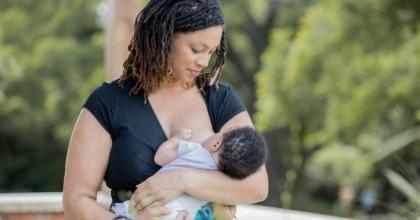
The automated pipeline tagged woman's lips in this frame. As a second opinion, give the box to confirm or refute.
[188,69,201,77]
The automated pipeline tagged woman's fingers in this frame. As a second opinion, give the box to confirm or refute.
[132,171,185,214]
[135,196,152,211]
[134,171,184,208]
[132,186,155,212]
[146,201,162,209]
[142,195,156,206]
[135,181,147,194]
[150,206,171,216]
[138,206,172,218]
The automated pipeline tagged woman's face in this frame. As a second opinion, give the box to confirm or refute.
[169,25,223,84]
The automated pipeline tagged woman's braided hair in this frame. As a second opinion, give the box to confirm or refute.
[117,0,226,97]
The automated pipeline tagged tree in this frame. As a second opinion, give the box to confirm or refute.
[0,0,104,191]
[256,0,420,214]
[219,0,316,207]
[220,0,314,115]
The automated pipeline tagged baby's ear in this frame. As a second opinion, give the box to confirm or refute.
[211,139,222,152]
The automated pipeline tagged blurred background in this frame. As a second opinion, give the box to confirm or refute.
[1,0,420,219]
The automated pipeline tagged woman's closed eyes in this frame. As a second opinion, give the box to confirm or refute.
[191,46,217,55]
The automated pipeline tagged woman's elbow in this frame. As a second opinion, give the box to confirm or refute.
[62,187,90,216]
[62,191,75,218]
[63,188,82,210]
[254,180,269,202]
[249,166,269,202]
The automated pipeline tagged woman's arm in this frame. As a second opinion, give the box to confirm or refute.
[134,111,268,206]
[63,108,115,219]
[64,109,184,220]
[183,164,268,205]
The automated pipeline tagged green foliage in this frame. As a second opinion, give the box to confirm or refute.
[256,0,420,213]
[384,169,420,207]
[369,125,420,163]
[307,143,371,187]
[0,0,104,191]
[219,0,313,114]
[256,29,293,130]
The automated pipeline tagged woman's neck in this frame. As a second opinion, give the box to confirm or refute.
[155,79,195,94]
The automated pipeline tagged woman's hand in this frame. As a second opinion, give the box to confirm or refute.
[131,170,185,212]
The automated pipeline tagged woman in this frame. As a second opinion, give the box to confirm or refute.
[63,0,268,219]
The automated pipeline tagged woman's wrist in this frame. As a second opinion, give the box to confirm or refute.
[177,169,195,194]
[179,169,213,196]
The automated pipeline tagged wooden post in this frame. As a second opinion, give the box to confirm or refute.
[105,0,141,81]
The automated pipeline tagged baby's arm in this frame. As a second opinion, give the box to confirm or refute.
[154,137,181,166]
[154,127,192,166]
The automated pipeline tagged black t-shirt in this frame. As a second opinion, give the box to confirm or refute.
[83,77,245,202]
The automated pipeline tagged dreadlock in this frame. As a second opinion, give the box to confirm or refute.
[117,0,226,99]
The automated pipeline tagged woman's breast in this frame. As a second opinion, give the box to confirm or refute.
[170,105,214,144]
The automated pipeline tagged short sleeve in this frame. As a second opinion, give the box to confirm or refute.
[207,84,246,132]
[83,82,115,135]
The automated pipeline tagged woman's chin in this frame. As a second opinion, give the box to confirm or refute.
[182,79,195,88]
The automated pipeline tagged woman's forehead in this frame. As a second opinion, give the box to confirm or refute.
[175,26,223,46]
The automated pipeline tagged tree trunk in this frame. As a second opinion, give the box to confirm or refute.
[259,127,288,207]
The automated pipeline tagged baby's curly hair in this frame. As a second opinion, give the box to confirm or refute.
[218,127,267,180]
[117,0,226,98]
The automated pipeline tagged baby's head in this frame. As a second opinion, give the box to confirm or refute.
[202,127,267,179]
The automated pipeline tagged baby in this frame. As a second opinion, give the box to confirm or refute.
[152,126,267,220]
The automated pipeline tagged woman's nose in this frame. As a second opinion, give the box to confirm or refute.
[196,54,211,68]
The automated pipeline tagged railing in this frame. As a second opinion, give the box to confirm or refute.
[0,192,353,220]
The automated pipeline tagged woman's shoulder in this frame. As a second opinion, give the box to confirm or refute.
[90,80,118,95]
[204,81,237,100]
[215,81,234,90]
[203,81,246,132]
[204,80,232,92]
[84,78,134,112]
[89,78,138,98]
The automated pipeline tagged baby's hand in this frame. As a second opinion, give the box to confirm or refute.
[173,127,192,140]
